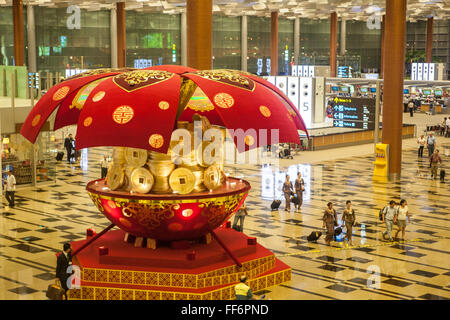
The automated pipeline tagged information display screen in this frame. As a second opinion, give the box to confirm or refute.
[341,86,349,93]
[332,97,376,130]
[422,89,431,96]
[434,90,443,97]
[404,89,409,94]
[361,88,368,93]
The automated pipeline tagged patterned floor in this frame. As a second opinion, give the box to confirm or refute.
[0,136,449,300]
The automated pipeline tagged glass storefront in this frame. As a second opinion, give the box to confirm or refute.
[126,12,181,68]
[247,16,271,75]
[278,18,294,75]
[346,20,381,73]
[0,6,27,67]
[299,19,332,66]
[1,131,56,186]
[213,15,241,70]
[34,7,111,74]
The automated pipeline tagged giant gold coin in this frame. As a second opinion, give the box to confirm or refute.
[130,167,154,194]
[204,165,224,190]
[112,147,126,164]
[106,164,125,191]
[125,147,148,167]
[121,166,135,191]
[169,167,196,195]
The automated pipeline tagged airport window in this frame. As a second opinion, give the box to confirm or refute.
[213,15,241,70]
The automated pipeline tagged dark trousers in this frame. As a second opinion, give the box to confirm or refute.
[66,148,72,162]
[101,167,108,179]
[5,191,15,207]
[409,108,413,117]
[428,145,435,157]
[58,276,69,294]
[418,146,424,157]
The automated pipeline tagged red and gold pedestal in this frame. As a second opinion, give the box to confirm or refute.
[68,227,291,300]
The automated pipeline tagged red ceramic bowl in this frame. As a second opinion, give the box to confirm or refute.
[86,177,250,241]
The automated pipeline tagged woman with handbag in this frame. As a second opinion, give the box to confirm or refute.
[282,175,294,212]
[294,172,305,211]
[322,202,338,246]
[342,200,357,246]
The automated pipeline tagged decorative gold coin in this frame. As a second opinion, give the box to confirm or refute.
[169,167,196,195]
[203,165,224,191]
[83,117,93,127]
[124,147,148,167]
[213,92,234,109]
[52,86,70,101]
[106,164,125,191]
[112,147,126,164]
[130,167,154,194]
[259,105,271,118]
[149,134,164,149]
[158,101,170,110]
[31,114,41,127]
[92,91,106,102]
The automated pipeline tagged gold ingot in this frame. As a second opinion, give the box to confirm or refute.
[125,147,148,167]
[204,165,225,191]
[149,150,171,161]
[106,164,125,191]
[169,167,196,195]
[148,159,175,193]
[130,167,154,194]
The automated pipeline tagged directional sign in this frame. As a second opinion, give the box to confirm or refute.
[332,97,375,130]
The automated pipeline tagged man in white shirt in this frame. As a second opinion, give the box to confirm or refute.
[100,155,109,179]
[446,117,450,138]
[3,171,16,208]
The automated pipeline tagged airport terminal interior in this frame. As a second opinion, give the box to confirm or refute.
[0,0,449,301]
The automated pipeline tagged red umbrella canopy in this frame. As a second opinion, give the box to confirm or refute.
[21,67,308,154]
[20,68,134,143]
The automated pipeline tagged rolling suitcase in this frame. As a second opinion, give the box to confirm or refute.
[56,152,64,161]
[271,200,281,211]
[440,169,446,181]
[306,231,322,242]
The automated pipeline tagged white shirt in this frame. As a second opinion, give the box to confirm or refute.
[397,206,408,221]
[101,159,108,168]
[446,119,450,127]
[417,137,426,146]
[6,175,16,192]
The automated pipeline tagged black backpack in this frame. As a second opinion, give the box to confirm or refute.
[379,207,387,221]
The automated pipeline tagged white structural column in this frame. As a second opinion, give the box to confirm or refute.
[241,15,248,72]
[27,4,36,72]
[294,17,300,65]
[110,6,118,68]
[340,18,346,56]
[181,11,187,66]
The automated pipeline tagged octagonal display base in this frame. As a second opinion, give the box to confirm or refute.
[67,227,291,300]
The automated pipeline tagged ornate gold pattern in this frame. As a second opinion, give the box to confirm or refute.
[117,201,175,230]
[113,106,134,124]
[158,101,170,110]
[62,68,135,82]
[53,86,70,101]
[149,134,164,149]
[194,70,255,92]
[213,93,234,109]
[92,91,106,102]
[113,70,173,93]
[177,79,198,119]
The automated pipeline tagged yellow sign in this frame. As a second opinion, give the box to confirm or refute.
[373,143,389,177]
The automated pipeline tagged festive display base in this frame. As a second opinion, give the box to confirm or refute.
[67,227,291,300]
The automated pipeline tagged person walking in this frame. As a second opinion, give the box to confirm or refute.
[446,117,450,138]
[3,171,16,208]
[232,202,248,232]
[417,135,426,158]
[440,118,447,136]
[381,200,398,242]
[64,134,74,163]
[282,175,293,212]
[426,133,436,157]
[429,149,442,180]
[100,155,109,179]
[294,172,305,211]
[394,199,411,241]
[342,200,356,246]
[322,202,338,246]
[56,243,73,296]
[408,100,415,117]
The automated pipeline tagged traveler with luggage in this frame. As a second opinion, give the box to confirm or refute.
[64,134,75,163]
[294,172,305,211]
[426,133,436,157]
[417,135,426,158]
[232,202,248,232]
[381,200,398,242]
[322,202,338,246]
[342,200,356,246]
[55,243,73,296]
[394,199,411,241]
[282,175,293,212]
[429,149,442,180]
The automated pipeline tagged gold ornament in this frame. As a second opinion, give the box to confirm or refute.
[124,147,148,167]
[169,167,196,195]
[130,167,154,194]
